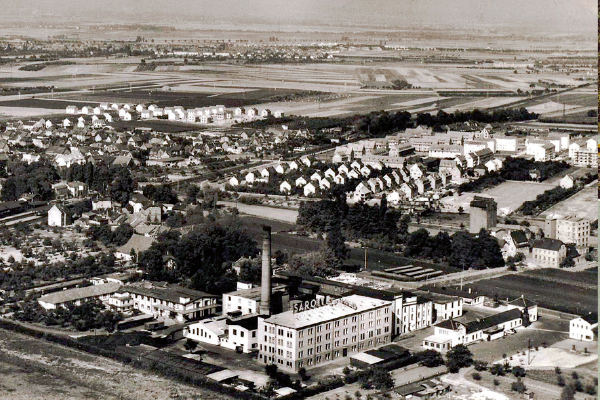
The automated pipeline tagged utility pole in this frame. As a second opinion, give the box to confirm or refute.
[527,338,532,365]
[364,247,368,270]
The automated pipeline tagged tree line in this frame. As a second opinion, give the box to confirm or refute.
[138,218,258,294]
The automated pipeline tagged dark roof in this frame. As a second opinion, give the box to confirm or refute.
[436,319,464,331]
[126,283,216,304]
[227,315,259,331]
[465,309,522,333]
[532,238,565,251]
[470,196,496,209]
[510,230,529,246]
[419,285,485,299]
[581,313,598,325]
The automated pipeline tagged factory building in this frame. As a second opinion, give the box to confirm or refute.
[258,294,393,372]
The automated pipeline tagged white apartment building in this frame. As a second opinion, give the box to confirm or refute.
[494,136,518,152]
[258,295,392,371]
[125,283,218,323]
[555,216,591,248]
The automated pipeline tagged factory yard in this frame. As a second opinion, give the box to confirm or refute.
[440,181,556,215]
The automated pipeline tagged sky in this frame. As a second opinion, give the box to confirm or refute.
[1,0,596,35]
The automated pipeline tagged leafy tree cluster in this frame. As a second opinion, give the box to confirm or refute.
[13,298,123,332]
[63,163,135,204]
[88,223,134,247]
[1,160,59,201]
[287,248,341,277]
[416,349,444,367]
[445,344,473,373]
[519,186,578,215]
[139,220,258,294]
[405,228,504,269]
[357,366,395,390]
[500,157,570,181]
[0,253,116,292]
[297,199,400,242]
[142,184,179,204]
[416,108,537,128]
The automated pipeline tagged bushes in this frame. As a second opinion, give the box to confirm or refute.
[471,372,482,381]
[512,366,526,378]
[490,364,505,376]
[416,350,444,368]
[519,186,578,215]
[511,379,527,394]
[473,360,488,371]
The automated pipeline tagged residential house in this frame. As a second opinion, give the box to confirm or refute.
[303,182,316,197]
[569,313,598,342]
[531,238,567,268]
[48,204,68,227]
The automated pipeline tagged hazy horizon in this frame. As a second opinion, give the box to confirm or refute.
[0,0,596,36]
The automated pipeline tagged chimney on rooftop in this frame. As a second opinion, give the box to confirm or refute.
[260,225,272,316]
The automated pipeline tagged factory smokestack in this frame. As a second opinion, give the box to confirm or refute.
[260,225,272,316]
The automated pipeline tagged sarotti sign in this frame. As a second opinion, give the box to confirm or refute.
[293,298,329,313]
[292,297,358,313]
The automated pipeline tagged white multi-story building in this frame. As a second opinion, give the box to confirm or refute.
[223,285,287,316]
[552,216,591,248]
[125,283,218,323]
[258,295,392,371]
[494,136,518,153]
[569,314,598,342]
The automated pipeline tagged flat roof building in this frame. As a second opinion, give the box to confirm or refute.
[258,295,392,372]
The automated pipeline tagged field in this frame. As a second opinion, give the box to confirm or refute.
[469,269,598,315]
[441,181,557,215]
[238,214,461,275]
[539,183,598,221]
[0,51,595,120]
[0,328,231,400]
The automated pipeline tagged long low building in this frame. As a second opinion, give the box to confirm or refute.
[38,282,122,310]
[258,294,393,372]
[422,308,523,353]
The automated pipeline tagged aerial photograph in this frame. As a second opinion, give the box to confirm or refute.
[0,1,596,399]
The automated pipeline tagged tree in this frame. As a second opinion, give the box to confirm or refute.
[473,360,488,371]
[358,366,394,390]
[445,344,473,373]
[184,338,198,354]
[472,372,481,380]
[265,364,278,378]
[512,366,526,377]
[511,379,527,394]
[416,350,444,367]
[493,379,500,387]
[560,384,576,400]
[326,221,349,261]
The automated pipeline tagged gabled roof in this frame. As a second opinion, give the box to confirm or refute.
[39,282,121,306]
[508,296,537,308]
[435,318,465,331]
[532,238,564,251]
[509,230,529,246]
[465,308,522,333]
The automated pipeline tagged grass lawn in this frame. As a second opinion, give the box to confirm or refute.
[469,274,597,315]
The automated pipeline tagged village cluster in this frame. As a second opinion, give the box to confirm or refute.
[64,102,285,127]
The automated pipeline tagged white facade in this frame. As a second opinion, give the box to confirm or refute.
[258,295,392,372]
[569,317,597,342]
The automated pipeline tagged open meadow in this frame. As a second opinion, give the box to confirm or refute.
[0,328,231,400]
[469,268,598,315]
[440,181,557,215]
